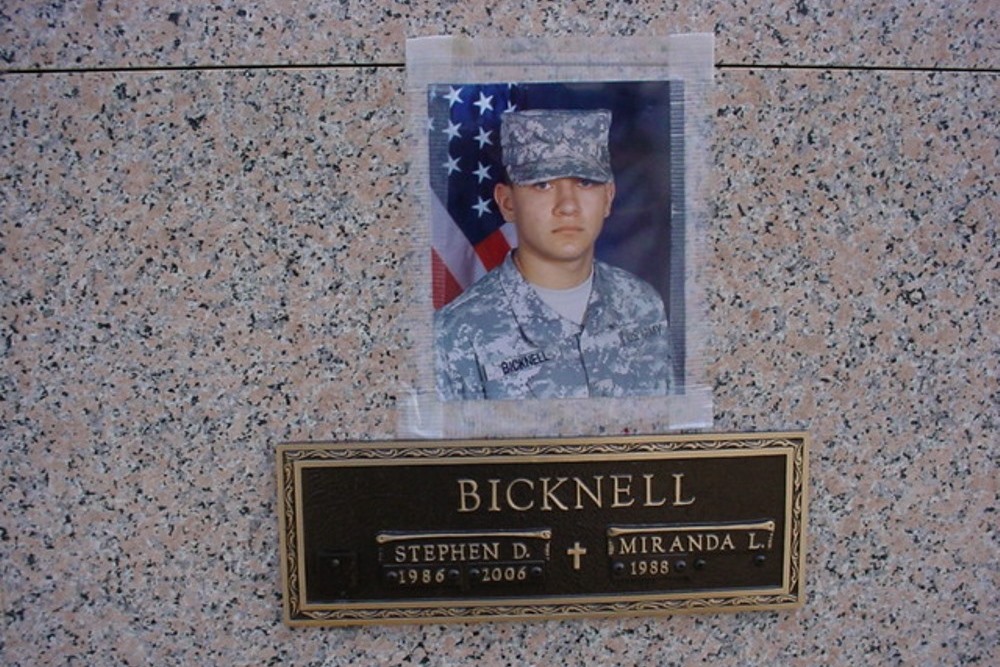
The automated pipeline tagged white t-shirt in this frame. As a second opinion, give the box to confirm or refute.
[531,270,594,326]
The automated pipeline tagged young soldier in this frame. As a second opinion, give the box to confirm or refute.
[435,109,672,400]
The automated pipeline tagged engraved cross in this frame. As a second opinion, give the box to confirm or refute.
[567,542,588,571]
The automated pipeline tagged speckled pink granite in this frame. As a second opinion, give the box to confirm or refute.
[1,1,996,70]
[1,4,997,666]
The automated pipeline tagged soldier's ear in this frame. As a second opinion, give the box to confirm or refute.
[604,181,616,217]
[494,183,516,222]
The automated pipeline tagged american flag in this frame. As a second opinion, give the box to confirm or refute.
[427,83,521,309]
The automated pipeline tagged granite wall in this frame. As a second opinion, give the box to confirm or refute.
[1,2,996,665]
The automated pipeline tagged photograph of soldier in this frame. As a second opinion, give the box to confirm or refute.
[435,108,673,400]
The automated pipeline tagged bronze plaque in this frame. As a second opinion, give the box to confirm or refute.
[277,432,808,626]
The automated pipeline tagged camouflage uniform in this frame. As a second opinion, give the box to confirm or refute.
[435,252,672,400]
[434,108,672,400]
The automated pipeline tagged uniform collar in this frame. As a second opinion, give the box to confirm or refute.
[498,252,612,344]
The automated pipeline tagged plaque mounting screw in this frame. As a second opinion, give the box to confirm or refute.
[753,554,767,567]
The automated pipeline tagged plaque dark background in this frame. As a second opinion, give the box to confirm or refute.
[299,453,788,604]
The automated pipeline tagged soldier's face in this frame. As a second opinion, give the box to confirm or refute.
[495,177,615,266]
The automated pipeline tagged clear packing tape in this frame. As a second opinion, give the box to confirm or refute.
[397,34,715,439]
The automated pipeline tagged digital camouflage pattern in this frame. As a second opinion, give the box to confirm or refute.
[435,253,673,400]
[501,109,613,185]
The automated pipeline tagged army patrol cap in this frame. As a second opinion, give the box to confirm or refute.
[500,109,613,185]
